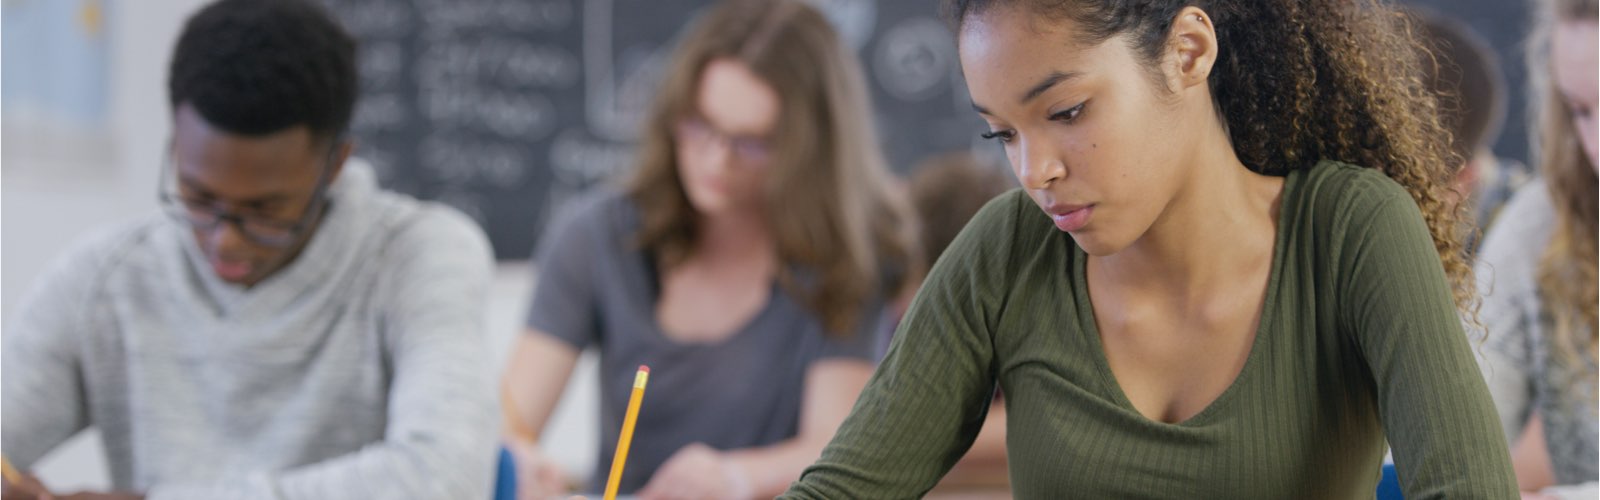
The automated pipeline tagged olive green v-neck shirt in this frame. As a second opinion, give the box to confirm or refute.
[783,161,1516,499]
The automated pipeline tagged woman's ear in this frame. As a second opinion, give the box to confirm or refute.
[1165,6,1219,92]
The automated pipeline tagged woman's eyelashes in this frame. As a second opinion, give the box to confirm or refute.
[980,129,1016,143]
[979,101,1088,144]
[1050,101,1088,123]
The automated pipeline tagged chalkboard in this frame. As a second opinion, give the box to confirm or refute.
[318,0,987,260]
[1399,0,1535,169]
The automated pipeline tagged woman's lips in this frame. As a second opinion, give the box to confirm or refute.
[1048,204,1093,232]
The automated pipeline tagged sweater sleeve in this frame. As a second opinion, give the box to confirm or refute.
[1472,182,1554,443]
[145,207,500,500]
[780,191,1024,499]
[0,230,117,469]
[1339,176,1518,499]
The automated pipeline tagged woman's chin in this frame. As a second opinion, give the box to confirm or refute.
[685,189,731,215]
[1066,229,1127,257]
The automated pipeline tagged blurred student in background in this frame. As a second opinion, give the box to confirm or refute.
[0,1,498,499]
[908,153,1016,274]
[498,1,920,498]
[1473,0,1598,498]
[1412,9,1530,236]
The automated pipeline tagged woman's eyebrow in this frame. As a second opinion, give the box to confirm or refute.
[1020,70,1082,105]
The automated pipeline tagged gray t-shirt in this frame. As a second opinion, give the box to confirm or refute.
[525,189,885,494]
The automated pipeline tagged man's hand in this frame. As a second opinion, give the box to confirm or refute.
[2,471,143,500]
[2,470,55,500]
[57,493,142,500]
[506,439,570,500]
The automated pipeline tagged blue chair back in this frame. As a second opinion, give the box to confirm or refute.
[494,446,516,500]
[1376,463,1403,500]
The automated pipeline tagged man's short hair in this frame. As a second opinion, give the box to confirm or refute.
[169,0,357,145]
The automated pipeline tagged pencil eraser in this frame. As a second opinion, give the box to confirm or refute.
[639,365,650,373]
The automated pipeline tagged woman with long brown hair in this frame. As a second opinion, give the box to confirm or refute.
[1475,0,1598,497]
[498,1,918,499]
[782,0,1517,497]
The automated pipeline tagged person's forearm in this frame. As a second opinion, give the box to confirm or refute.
[724,436,833,498]
[499,333,581,444]
[500,379,543,445]
[1510,415,1556,492]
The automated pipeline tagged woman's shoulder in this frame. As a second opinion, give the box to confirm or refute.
[532,185,642,260]
[923,187,1065,296]
[1294,159,1415,211]
[1276,160,1450,283]
[557,184,637,222]
[550,185,640,233]
[968,188,1051,236]
[940,188,1059,263]
[1284,160,1426,238]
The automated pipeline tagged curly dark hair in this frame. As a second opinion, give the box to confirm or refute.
[1413,9,1507,168]
[944,0,1477,314]
[169,0,357,144]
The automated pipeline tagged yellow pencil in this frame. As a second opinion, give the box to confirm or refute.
[1,455,25,486]
[603,365,650,500]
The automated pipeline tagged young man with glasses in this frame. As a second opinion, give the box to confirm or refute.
[1,1,497,499]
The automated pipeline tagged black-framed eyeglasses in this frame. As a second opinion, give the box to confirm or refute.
[157,140,340,248]
[672,116,774,168]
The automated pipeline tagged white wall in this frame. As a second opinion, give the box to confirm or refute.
[3,0,199,319]
[2,1,599,493]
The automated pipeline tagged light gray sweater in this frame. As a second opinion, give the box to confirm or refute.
[2,162,499,500]
[1474,180,1599,500]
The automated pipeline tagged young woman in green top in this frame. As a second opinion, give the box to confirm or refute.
[781,0,1518,498]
